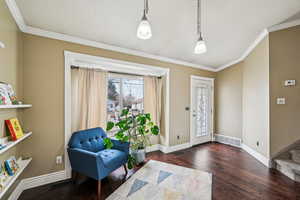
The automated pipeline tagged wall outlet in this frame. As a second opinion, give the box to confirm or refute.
[56,156,63,164]
[277,98,285,105]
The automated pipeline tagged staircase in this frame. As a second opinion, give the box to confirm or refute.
[275,147,300,182]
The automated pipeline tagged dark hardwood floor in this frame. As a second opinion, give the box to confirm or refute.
[19,143,300,200]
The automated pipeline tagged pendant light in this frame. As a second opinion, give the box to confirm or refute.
[137,0,152,40]
[194,0,207,54]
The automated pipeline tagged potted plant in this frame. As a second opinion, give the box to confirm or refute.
[103,108,159,169]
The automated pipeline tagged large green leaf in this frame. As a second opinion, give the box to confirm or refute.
[145,113,151,121]
[127,154,136,169]
[106,121,114,131]
[116,119,127,129]
[137,115,146,125]
[103,138,113,149]
[121,135,129,142]
[115,131,125,140]
[147,122,154,127]
[121,109,129,117]
[151,125,159,135]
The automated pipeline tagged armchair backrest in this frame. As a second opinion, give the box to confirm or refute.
[68,127,107,152]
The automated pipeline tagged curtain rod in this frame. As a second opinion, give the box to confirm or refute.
[71,65,162,78]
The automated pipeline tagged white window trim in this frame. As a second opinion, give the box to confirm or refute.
[64,51,170,178]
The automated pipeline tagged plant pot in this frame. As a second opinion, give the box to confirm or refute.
[131,149,146,164]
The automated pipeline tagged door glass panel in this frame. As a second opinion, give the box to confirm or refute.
[195,86,208,137]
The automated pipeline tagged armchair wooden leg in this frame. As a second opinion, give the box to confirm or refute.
[123,164,128,177]
[72,170,78,184]
[97,180,101,200]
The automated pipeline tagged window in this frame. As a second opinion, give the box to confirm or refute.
[107,74,144,124]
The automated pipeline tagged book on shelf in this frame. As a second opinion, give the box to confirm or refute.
[5,118,24,141]
[0,163,8,191]
[0,83,11,105]
[0,82,18,105]
[4,156,19,176]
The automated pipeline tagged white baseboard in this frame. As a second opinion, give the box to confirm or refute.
[8,181,23,200]
[146,143,193,154]
[214,134,242,147]
[159,143,192,153]
[146,144,160,152]
[21,170,67,190]
[9,170,68,200]
[241,143,270,168]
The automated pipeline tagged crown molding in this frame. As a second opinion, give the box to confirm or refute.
[6,0,300,73]
[25,26,215,72]
[5,0,215,72]
[268,19,300,32]
[217,29,269,72]
[5,0,26,32]
[217,18,300,72]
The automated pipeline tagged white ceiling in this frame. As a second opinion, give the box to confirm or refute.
[15,0,300,69]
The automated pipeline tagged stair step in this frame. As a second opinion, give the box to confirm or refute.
[275,159,300,182]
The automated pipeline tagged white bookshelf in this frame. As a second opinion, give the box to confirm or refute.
[0,158,32,199]
[0,104,32,109]
[0,132,32,155]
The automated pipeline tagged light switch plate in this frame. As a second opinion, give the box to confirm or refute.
[277,98,285,105]
[284,80,296,86]
[56,156,63,164]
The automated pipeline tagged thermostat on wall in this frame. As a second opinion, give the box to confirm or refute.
[284,80,296,86]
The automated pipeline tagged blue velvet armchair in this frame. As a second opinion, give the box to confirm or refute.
[67,127,129,199]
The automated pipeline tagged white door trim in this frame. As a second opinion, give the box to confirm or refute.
[190,75,214,146]
[64,51,170,177]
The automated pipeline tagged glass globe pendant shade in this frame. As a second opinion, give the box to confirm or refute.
[194,36,207,54]
[137,14,152,40]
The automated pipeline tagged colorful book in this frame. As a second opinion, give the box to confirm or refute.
[5,83,18,104]
[4,156,19,176]
[5,118,24,141]
[0,83,12,105]
[0,163,8,190]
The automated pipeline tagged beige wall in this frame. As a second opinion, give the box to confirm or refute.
[215,62,243,139]
[216,29,300,159]
[20,33,215,177]
[0,1,24,198]
[242,36,270,158]
[215,37,270,158]
[269,25,300,157]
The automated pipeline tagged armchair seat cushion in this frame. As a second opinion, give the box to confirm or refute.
[68,127,129,180]
[98,149,127,169]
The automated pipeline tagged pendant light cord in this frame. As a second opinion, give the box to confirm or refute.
[144,0,149,15]
[197,0,202,36]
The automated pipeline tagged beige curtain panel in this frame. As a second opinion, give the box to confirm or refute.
[71,67,108,132]
[144,76,163,128]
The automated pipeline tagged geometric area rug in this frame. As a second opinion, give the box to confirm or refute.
[107,160,212,200]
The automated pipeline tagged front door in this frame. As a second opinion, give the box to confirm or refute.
[190,76,213,146]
